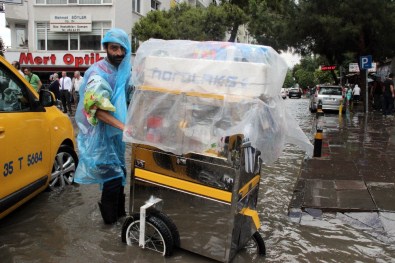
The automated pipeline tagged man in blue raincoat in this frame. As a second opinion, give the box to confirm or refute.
[74,28,131,224]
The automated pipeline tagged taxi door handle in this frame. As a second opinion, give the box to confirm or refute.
[0,126,4,133]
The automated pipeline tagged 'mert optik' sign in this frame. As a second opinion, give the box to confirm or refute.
[142,56,269,98]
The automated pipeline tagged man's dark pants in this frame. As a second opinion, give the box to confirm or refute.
[382,95,394,115]
[99,177,126,224]
[60,90,72,113]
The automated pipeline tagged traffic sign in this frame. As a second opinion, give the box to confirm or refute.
[360,55,372,69]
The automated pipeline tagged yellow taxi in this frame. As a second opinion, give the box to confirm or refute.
[0,56,78,219]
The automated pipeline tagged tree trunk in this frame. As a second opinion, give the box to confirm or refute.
[228,23,239,42]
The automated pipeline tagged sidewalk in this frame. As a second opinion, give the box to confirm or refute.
[289,104,395,216]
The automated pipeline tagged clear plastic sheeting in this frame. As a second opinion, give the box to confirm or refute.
[124,39,313,164]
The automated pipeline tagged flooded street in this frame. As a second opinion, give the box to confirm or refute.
[1,98,395,262]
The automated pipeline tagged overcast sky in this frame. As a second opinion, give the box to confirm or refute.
[0,13,11,47]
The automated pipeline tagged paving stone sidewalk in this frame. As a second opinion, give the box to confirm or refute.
[288,105,395,238]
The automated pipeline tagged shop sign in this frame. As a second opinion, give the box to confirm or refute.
[50,15,92,32]
[320,65,336,71]
[17,52,104,67]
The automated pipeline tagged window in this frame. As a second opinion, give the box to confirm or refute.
[151,0,160,10]
[0,65,31,112]
[132,0,141,13]
[131,35,139,54]
[35,0,112,4]
[36,21,111,51]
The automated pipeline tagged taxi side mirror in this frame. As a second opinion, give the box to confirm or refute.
[39,89,56,107]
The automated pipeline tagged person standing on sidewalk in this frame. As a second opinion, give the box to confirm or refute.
[12,61,24,76]
[72,71,84,105]
[353,84,361,103]
[48,73,60,100]
[382,73,394,116]
[371,78,383,111]
[23,68,42,92]
[59,71,73,114]
[74,28,131,224]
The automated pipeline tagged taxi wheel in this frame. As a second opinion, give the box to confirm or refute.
[49,145,78,191]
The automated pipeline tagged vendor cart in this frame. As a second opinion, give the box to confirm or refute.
[122,40,312,262]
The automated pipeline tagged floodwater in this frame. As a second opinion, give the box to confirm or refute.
[1,98,395,262]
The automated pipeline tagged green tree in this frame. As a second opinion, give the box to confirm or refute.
[133,3,229,42]
[248,0,296,51]
[283,69,294,88]
[292,0,395,64]
[218,0,249,42]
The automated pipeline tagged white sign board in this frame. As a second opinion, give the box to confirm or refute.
[349,62,376,73]
[143,56,270,97]
[50,15,92,32]
[368,62,377,72]
[349,63,359,73]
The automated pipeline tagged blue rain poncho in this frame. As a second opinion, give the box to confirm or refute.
[74,28,131,186]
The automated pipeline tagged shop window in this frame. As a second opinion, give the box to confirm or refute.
[37,23,47,50]
[70,33,78,50]
[47,29,68,50]
[80,34,101,50]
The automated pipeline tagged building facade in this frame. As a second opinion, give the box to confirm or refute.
[4,0,174,82]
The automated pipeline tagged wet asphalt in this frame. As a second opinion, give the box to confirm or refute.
[2,98,395,262]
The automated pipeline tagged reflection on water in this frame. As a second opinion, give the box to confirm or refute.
[1,99,395,262]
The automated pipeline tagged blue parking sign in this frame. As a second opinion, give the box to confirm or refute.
[360,55,372,69]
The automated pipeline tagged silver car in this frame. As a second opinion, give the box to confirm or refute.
[309,85,344,112]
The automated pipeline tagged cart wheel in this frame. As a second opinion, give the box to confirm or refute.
[121,214,174,256]
[244,231,266,256]
[150,210,180,247]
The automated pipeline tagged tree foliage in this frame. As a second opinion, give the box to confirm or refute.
[291,0,395,65]
[133,3,229,42]
[248,0,296,51]
[283,69,294,88]
[292,55,334,88]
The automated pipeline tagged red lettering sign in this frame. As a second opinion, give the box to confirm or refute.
[19,52,104,68]
[321,65,336,71]
[19,53,56,65]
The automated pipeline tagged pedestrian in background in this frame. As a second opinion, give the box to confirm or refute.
[353,84,361,103]
[49,73,60,101]
[72,71,84,105]
[23,67,42,92]
[74,28,132,224]
[371,78,383,111]
[346,85,353,111]
[382,73,394,116]
[12,61,24,76]
[59,71,73,114]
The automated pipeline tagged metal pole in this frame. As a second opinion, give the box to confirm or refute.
[365,70,368,113]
